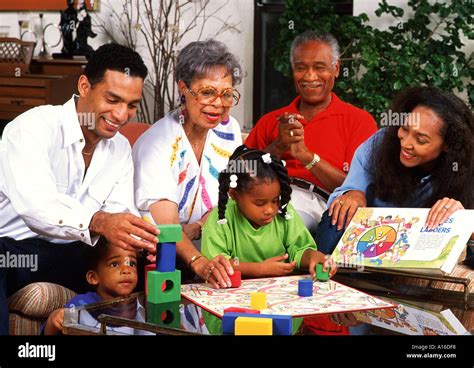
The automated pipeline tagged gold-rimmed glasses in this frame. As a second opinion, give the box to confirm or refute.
[186,85,241,107]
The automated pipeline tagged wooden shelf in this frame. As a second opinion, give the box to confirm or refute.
[0,58,84,121]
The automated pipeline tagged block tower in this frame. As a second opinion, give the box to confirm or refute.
[146,224,182,329]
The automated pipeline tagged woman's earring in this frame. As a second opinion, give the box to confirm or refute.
[179,95,187,124]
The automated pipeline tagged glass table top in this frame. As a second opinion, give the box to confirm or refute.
[62,272,473,336]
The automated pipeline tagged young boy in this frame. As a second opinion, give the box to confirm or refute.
[44,237,139,335]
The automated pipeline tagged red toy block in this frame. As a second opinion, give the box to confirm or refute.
[145,263,165,295]
[145,263,155,296]
[229,270,241,288]
[224,307,260,315]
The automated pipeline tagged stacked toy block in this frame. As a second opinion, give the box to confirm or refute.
[146,224,183,329]
[222,312,292,336]
[221,291,292,335]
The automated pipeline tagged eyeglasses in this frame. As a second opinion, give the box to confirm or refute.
[186,85,241,107]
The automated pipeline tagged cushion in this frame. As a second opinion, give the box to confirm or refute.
[8,282,76,318]
[9,313,42,335]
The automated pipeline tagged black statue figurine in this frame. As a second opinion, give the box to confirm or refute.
[59,0,77,56]
[74,0,97,58]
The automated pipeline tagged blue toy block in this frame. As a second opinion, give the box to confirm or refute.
[298,279,313,297]
[222,312,292,336]
[157,242,176,272]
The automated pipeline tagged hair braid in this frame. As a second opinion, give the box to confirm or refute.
[217,170,231,222]
[269,157,292,218]
[216,145,250,223]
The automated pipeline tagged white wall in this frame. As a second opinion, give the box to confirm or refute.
[0,0,254,129]
[0,1,470,126]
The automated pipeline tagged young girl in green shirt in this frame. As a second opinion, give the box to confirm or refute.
[200,145,337,334]
[202,145,336,280]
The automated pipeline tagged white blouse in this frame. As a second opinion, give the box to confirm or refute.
[133,109,242,225]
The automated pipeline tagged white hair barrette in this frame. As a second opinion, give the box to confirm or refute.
[217,218,228,225]
[229,174,238,188]
[262,153,272,164]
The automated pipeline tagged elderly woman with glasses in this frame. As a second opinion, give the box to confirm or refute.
[133,39,243,288]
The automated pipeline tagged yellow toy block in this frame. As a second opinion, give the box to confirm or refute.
[250,292,267,310]
[235,317,273,335]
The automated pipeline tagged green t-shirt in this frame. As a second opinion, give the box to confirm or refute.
[202,200,317,267]
[201,200,317,335]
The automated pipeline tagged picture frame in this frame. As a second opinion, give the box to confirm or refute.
[0,0,98,11]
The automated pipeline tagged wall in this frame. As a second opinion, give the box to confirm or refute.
[0,0,254,129]
[0,1,471,126]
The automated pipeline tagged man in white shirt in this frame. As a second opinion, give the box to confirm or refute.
[0,43,158,334]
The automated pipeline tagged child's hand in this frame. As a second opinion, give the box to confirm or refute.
[330,313,361,327]
[323,256,337,277]
[262,254,296,277]
[44,308,65,335]
[307,250,337,278]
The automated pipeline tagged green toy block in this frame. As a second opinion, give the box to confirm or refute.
[157,224,182,243]
[315,263,330,281]
[148,270,181,303]
[147,301,181,329]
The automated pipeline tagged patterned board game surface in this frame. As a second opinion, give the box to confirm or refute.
[181,275,397,318]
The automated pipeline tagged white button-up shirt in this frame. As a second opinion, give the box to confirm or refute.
[0,96,138,245]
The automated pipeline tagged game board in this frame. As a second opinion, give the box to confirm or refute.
[181,275,396,318]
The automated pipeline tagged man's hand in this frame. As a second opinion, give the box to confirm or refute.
[329,191,367,231]
[329,313,361,327]
[90,212,159,252]
[268,113,305,156]
[44,308,65,335]
[290,136,313,165]
[261,254,296,277]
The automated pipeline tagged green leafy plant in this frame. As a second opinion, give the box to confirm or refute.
[272,0,473,122]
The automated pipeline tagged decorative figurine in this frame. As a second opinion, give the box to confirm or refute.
[59,0,77,56]
[74,0,97,58]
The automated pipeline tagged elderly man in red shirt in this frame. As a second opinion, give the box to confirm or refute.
[245,30,377,236]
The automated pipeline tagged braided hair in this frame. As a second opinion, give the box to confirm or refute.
[217,145,292,223]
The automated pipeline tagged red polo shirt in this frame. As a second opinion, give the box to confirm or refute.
[245,93,377,192]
